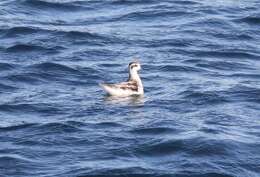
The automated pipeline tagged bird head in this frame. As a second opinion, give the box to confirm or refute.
[129,61,141,72]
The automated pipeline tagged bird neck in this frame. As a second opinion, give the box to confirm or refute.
[129,70,143,85]
[129,70,144,94]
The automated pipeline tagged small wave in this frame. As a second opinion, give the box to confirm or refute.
[183,59,204,64]
[76,173,234,177]
[199,127,221,134]
[0,62,15,71]
[197,8,219,15]
[95,122,125,128]
[136,137,235,157]
[180,90,228,105]
[0,123,37,132]
[5,44,57,53]
[31,62,80,74]
[173,0,201,5]
[0,154,33,164]
[192,18,232,28]
[85,167,153,176]
[188,139,238,156]
[64,30,105,40]
[63,120,87,127]
[196,61,251,71]
[177,173,234,177]
[82,49,121,57]
[204,112,239,126]
[193,50,260,59]
[0,103,62,114]
[0,83,17,92]
[236,16,260,25]
[23,0,84,11]
[143,39,192,48]
[212,32,253,40]
[56,30,123,45]
[13,122,84,146]
[129,127,176,135]
[224,85,260,103]
[4,63,100,86]
[3,26,39,37]
[29,62,101,84]
[97,63,122,68]
[229,73,260,79]
[111,0,156,5]
[54,171,236,177]
[116,10,194,21]
[160,65,204,73]
[56,30,119,46]
[36,122,83,133]
[135,139,184,156]
[79,66,102,76]
[4,73,42,84]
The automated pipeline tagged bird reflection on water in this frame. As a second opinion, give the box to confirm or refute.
[103,95,145,106]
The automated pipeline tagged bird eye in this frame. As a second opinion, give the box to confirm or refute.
[130,64,137,69]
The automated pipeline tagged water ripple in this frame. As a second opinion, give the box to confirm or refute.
[0,0,260,177]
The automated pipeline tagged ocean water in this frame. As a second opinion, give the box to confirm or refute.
[0,0,260,176]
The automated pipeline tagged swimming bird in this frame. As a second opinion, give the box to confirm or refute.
[100,61,144,97]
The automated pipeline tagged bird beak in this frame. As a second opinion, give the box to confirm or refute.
[133,58,140,63]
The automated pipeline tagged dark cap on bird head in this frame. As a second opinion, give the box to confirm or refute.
[129,59,140,66]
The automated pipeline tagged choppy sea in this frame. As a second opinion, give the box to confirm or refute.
[0,0,260,176]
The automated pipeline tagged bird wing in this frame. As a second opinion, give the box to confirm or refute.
[100,81,138,92]
[118,81,138,91]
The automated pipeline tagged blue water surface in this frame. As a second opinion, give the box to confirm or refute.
[0,0,260,177]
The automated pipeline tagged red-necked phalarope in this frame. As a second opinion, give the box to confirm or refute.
[100,61,144,97]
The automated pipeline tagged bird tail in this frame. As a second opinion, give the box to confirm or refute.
[99,83,111,93]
